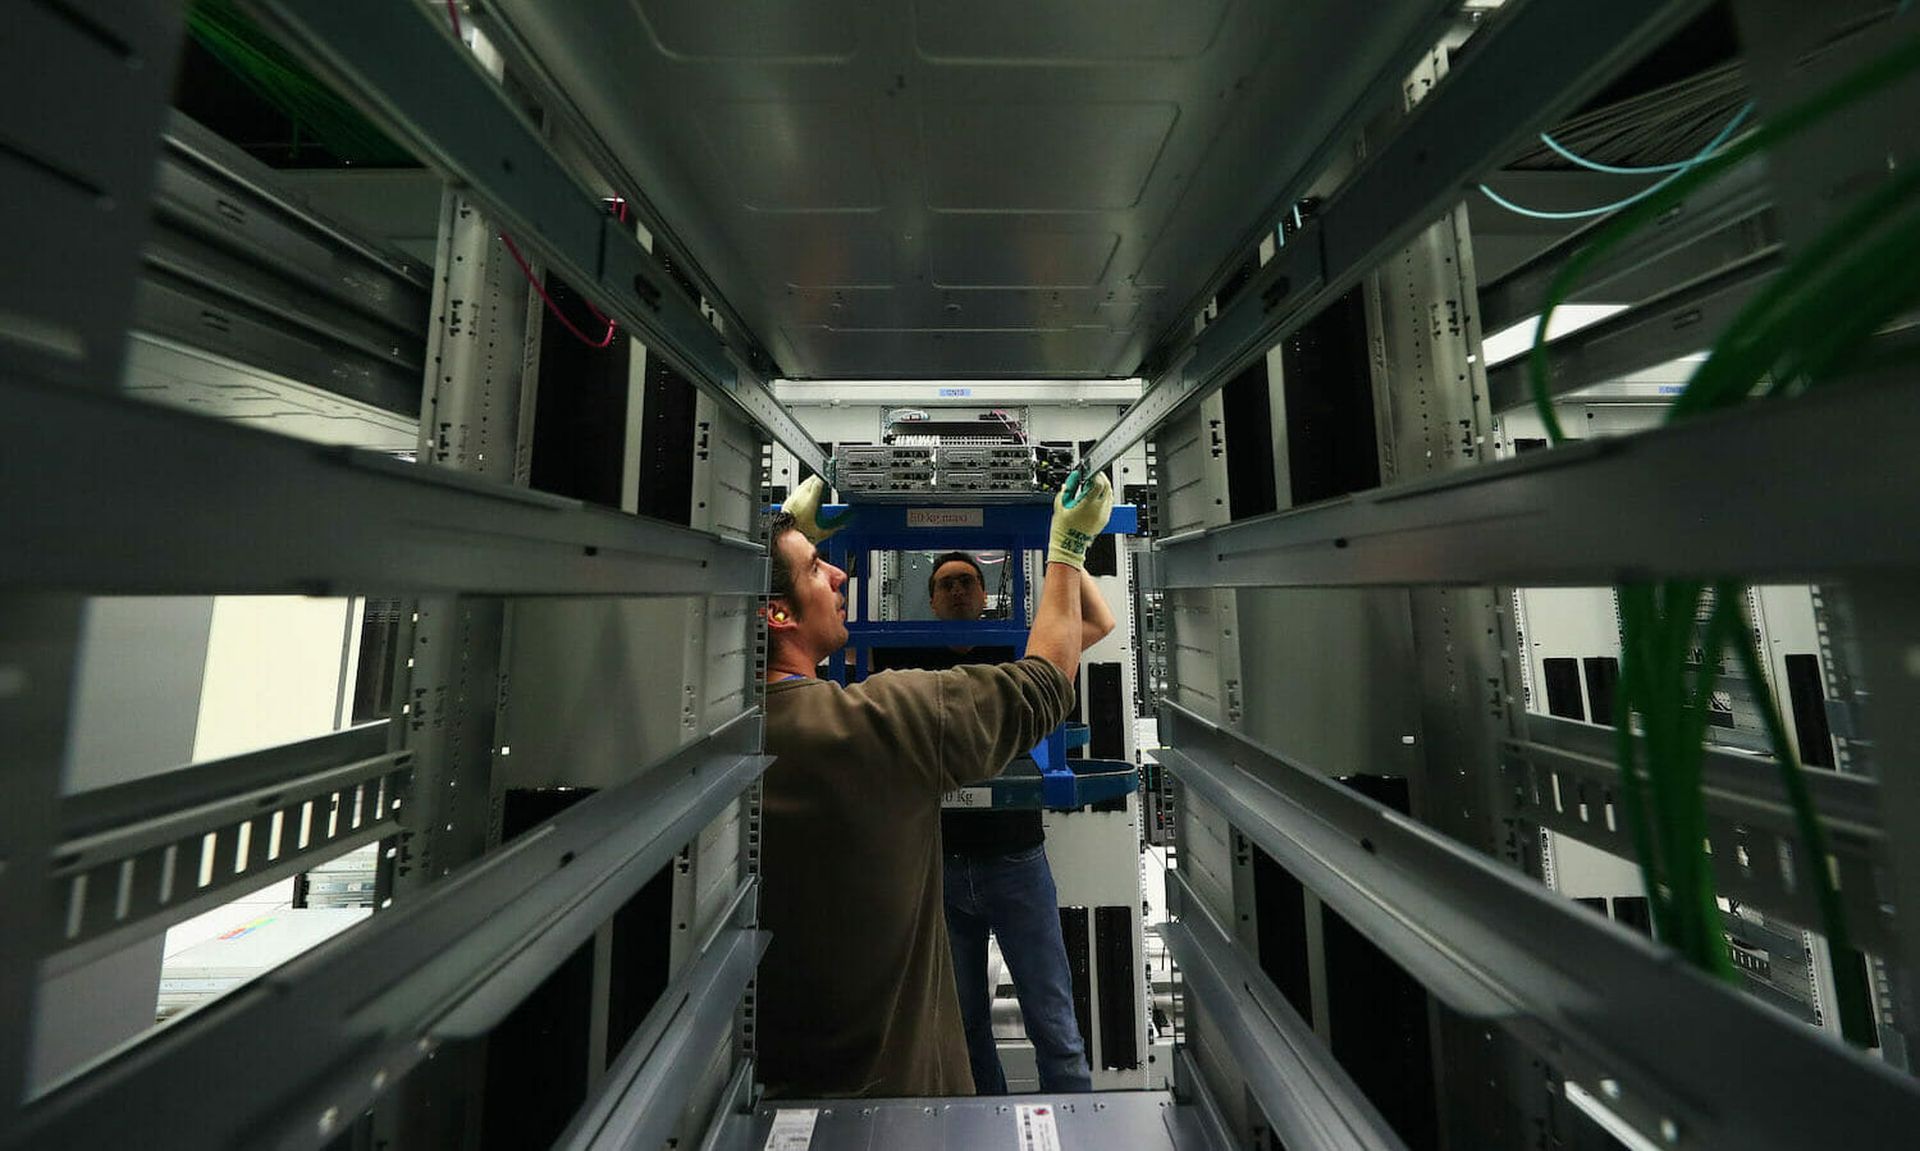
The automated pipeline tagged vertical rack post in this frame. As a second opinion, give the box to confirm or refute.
[0,0,183,1126]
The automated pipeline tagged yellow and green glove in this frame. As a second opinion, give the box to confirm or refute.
[1046,469,1114,569]
[780,474,851,543]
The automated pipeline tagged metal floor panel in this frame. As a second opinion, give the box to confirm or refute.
[485,0,1451,379]
[711,1091,1215,1150]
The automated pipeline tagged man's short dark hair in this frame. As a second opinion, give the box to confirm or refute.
[769,510,801,611]
[927,551,985,597]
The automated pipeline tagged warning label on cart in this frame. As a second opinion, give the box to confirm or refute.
[763,1108,818,1150]
[1015,1104,1062,1151]
[907,507,984,528]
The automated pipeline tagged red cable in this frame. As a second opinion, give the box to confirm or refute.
[499,233,619,348]
[446,0,628,350]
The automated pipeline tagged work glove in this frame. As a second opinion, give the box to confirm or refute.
[1047,469,1114,569]
[780,474,851,543]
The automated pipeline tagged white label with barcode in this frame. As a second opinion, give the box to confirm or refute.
[1015,1103,1062,1151]
[762,1108,819,1150]
[940,787,994,809]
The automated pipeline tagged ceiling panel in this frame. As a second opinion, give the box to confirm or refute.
[920,101,1179,211]
[733,215,896,288]
[488,0,1457,379]
[781,324,1135,378]
[927,218,1119,288]
[696,101,886,211]
[633,0,859,61]
[912,0,1232,64]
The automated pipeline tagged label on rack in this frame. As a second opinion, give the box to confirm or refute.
[907,507,984,528]
[762,1108,819,1151]
[941,787,994,809]
[1015,1104,1062,1151]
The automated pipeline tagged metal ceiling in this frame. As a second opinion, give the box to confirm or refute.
[485,0,1456,380]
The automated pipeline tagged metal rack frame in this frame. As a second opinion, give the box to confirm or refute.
[9,0,1920,1147]
[1134,3,1920,1149]
[1080,0,1716,479]
[3,2,781,1145]
[14,719,769,1149]
[1160,703,1920,1147]
[249,0,826,477]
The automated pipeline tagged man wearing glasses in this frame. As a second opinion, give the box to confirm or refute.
[872,550,1114,1094]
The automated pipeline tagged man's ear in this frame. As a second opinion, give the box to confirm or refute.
[765,600,798,630]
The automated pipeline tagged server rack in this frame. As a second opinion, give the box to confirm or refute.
[5,3,791,1148]
[5,1,1920,1149]
[1114,3,1920,1148]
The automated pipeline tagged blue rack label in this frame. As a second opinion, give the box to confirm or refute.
[907,507,985,527]
[938,387,973,396]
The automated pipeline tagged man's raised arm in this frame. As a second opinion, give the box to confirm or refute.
[1025,472,1115,679]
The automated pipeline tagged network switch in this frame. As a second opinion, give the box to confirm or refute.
[831,441,1054,500]
[934,444,1036,471]
[839,470,934,493]
[840,445,937,469]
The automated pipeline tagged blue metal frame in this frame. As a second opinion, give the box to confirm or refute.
[813,502,1138,554]
[812,501,1140,809]
[967,758,1139,810]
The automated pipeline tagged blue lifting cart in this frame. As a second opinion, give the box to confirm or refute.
[815,500,1141,810]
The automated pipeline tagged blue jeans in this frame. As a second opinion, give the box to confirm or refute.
[944,844,1093,1094]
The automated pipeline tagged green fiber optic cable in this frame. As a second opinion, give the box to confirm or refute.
[1524,33,1920,1007]
[188,0,411,165]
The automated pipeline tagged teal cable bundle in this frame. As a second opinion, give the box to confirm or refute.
[1538,103,1753,176]
[1478,104,1752,221]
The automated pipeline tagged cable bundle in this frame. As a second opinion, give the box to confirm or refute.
[1509,62,1751,173]
[1525,29,1920,1034]
[187,0,411,166]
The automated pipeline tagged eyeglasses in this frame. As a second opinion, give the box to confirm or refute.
[933,573,981,593]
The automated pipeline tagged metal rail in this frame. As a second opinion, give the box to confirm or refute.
[1081,0,1715,478]
[0,377,766,596]
[48,726,409,975]
[14,711,769,1151]
[1157,700,1920,1151]
[1157,369,1920,590]
[249,0,827,476]
[1163,872,1409,1151]
[555,883,764,1151]
[1486,250,1780,413]
[1504,714,1892,954]
[1478,157,1776,336]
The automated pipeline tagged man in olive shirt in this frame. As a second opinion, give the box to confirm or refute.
[872,550,1114,1094]
[755,472,1114,1099]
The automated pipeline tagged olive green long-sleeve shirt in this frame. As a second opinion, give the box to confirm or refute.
[756,657,1075,1098]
